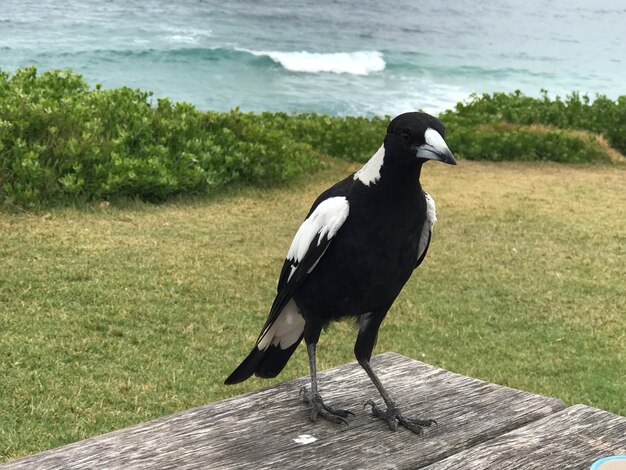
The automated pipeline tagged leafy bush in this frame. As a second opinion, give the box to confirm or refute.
[256,112,387,162]
[449,123,612,163]
[0,68,622,209]
[0,68,324,208]
[442,90,626,160]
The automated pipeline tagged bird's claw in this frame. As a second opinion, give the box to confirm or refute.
[300,387,354,426]
[364,399,437,434]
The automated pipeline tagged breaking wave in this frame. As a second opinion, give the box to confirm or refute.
[242,49,386,75]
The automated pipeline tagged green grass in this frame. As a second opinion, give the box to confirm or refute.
[1,159,625,461]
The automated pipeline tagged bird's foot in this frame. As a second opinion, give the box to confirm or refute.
[364,400,437,434]
[299,387,354,426]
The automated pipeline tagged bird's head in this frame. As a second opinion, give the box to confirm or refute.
[385,112,457,166]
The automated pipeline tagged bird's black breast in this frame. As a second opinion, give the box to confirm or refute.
[294,175,427,321]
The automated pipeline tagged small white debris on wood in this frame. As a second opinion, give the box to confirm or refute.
[293,434,317,445]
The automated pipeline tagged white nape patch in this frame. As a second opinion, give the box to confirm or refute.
[424,128,450,155]
[354,144,385,186]
[257,299,305,350]
[417,192,437,260]
[293,434,317,445]
[287,197,349,263]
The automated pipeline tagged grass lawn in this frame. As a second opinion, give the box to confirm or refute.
[1,159,625,461]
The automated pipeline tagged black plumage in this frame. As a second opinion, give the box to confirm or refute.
[225,112,456,432]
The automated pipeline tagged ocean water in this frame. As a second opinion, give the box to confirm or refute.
[1,0,625,116]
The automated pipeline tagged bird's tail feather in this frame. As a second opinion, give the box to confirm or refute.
[224,346,264,384]
[224,335,303,384]
[256,336,303,378]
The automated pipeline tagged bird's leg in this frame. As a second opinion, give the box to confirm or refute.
[360,359,437,434]
[355,311,436,433]
[300,342,354,425]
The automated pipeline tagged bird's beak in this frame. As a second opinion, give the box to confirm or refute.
[417,128,457,165]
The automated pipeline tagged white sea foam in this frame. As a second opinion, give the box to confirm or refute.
[167,34,200,44]
[244,49,385,75]
[368,78,470,116]
[162,26,212,45]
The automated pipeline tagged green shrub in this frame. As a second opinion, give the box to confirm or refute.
[0,68,622,209]
[257,112,388,162]
[449,124,612,163]
[442,90,626,158]
[0,68,322,208]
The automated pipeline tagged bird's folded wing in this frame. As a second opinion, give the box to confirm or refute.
[257,196,350,340]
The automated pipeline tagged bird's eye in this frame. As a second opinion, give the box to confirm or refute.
[401,129,411,144]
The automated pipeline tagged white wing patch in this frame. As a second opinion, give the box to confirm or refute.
[418,192,437,260]
[256,197,349,352]
[287,196,349,263]
[257,299,305,350]
[354,144,385,186]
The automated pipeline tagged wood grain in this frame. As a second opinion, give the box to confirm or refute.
[1,353,565,470]
[424,404,626,470]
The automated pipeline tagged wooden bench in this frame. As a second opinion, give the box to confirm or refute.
[2,352,625,469]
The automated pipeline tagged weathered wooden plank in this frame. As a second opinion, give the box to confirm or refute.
[424,404,626,470]
[1,352,565,470]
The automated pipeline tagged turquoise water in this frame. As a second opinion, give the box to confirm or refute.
[1,0,625,115]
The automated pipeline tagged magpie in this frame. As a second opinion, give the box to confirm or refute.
[225,112,456,433]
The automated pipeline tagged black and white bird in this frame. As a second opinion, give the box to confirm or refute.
[225,112,456,433]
